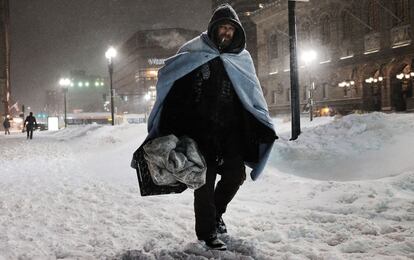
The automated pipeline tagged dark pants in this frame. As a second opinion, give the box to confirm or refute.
[27,127,33,139]
[194,142,246,240]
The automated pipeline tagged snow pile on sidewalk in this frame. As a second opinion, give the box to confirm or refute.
[0,113,413,259]
[271,112,414,181]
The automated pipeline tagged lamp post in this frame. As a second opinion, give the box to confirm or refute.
[364,76,384,111]
[302,49,317,121]
[338,80,356,96]
[288,0,302,140]
[105,46,117,126]
[59,78,71,128]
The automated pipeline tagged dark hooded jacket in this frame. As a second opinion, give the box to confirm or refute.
[207,3,246,54]
[159,4,276,161]
[25,114,37,129]
[3,118,10,129]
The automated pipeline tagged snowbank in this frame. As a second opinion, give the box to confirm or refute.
[271,112,414,180]
[0,113,413,259]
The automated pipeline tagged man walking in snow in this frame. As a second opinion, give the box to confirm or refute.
[24,112,37,139]
[3,116,11,135]
[134,4,277,250]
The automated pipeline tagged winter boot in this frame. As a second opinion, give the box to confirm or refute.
[200,234,227,251]
[216,216,227,234]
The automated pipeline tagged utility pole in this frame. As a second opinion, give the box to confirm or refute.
[109,63,115,126]
[105,47,117,126]
[288,0,302,140]
[1,0,11,116]
[64,88,67,127]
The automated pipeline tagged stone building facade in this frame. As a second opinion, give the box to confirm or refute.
[251,0,414,115]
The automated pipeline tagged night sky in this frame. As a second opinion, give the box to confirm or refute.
[9,0,211,112]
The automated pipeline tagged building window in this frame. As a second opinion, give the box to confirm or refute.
[367,0,380,32]
[322,83,328,99]
[303,86,308,101]
[272,91,277,104]
[320,15,331,44]
[392,0,410,26]
[301,22,311,42]
[341,10,352,40]
[268,33,279,60]
[282,36,289,56]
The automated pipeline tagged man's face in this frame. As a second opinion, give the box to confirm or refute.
[217,23,235,48]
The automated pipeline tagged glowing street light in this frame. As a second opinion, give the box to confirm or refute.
[105,46,117,126]
[301,49,317,65]
[105,47,117,61]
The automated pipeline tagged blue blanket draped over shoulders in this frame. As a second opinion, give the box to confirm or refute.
[145,32,276,180]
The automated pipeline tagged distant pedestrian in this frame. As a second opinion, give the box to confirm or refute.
[24,112,37,139]
[3,116,11,135]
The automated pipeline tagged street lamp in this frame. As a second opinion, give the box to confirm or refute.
[338,80,356,97]
[301,49,317,121]
[105,46,117,126]
[302,50,317,64]
[59,77,71,128]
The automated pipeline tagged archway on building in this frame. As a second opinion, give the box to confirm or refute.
[390,63,413,111]
[362,67,383,112]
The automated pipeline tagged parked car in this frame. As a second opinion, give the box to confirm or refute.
[35,123,48,131]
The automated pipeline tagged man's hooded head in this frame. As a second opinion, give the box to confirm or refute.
[207,4,246,53]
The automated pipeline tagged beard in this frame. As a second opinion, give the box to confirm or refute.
[217,34,232,50]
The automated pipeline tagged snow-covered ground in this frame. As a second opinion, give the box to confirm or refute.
[0,112,413,259]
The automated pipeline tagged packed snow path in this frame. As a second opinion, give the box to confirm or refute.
[0,113,413,259]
